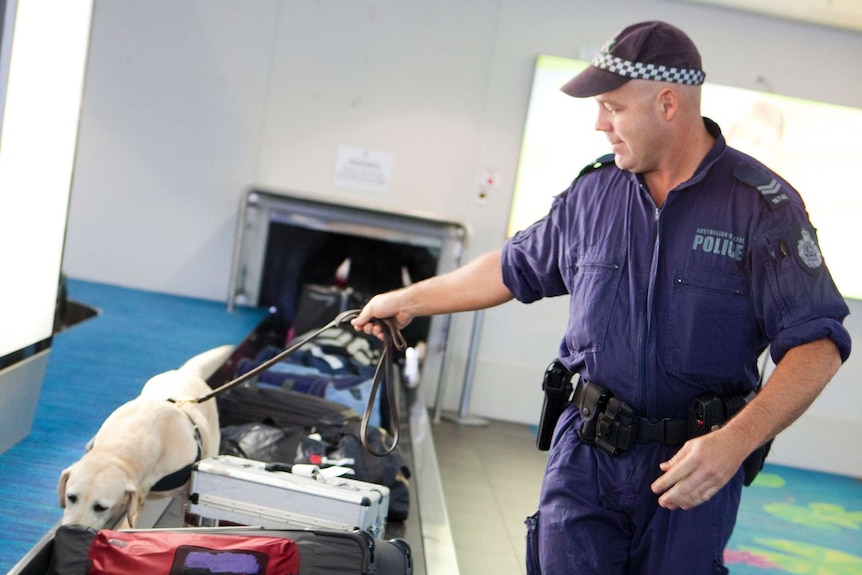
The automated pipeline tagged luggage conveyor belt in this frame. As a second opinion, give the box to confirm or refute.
[11,385,461,575]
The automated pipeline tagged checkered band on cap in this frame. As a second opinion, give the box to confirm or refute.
[560,21,705,98]
[592,50,705,86]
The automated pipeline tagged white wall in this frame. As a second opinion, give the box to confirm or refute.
[64,0,280,297]
[63,0,862,476]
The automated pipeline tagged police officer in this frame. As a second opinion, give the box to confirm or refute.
[352,21,851,574]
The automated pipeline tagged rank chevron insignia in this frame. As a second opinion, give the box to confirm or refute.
[757,179,781,195]
[758,178,789,206]
[734,163,790,209]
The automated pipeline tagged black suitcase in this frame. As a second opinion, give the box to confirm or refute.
[218,384,361,429]
[45,524,412,575]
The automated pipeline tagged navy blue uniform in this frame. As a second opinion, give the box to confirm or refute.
[502,119,850,574]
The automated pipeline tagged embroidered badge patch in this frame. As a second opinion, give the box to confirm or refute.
[797,228,823,269]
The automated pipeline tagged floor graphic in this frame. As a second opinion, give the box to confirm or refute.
[725,467,862,574]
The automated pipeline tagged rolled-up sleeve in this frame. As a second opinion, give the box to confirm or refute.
[770,317,851,363]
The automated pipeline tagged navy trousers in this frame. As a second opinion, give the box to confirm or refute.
[527,404,743,574]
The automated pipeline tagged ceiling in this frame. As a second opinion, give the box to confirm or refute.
[676,0,862,33]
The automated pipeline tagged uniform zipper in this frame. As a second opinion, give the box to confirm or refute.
[639,201,662,416]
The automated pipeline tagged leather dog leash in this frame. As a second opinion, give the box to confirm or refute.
[181,310,407,457]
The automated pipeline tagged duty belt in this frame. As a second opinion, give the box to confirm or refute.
[541,363,766,484]
[574,379,688,456]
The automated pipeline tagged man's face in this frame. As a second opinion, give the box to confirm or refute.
[593,80,665,174]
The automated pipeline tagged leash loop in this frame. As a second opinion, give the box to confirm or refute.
[359,316,405,457]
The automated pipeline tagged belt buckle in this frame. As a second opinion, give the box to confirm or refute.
[636,419,665,444]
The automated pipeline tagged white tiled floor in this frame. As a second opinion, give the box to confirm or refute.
[431,418,548,575]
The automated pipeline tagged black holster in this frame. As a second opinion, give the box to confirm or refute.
[743,442,772,485]
[536,360,575,451]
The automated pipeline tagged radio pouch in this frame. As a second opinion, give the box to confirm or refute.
[686,392,772,486]
[686,394,726,438]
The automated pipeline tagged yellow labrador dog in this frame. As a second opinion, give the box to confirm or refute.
[57,344,233,529]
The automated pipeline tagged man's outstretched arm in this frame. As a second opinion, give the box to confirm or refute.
[351,250,513,338]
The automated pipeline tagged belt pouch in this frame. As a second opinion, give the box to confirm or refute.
[686,393,726,437]
[594,397,634,455]
[575,380,612,444]
[686,392,771,486]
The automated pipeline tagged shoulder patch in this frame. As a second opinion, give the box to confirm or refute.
[734,162,789,210]
[795,226,824,272]
[578,153,615,178]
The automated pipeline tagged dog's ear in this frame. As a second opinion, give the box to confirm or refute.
[58,467,71,508]
[123,487,145,528]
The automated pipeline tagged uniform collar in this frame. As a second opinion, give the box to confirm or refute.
[665,117,726,192]
[693,117,725,178]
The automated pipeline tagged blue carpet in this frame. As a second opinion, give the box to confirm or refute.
[727,464,862,573]
[0,279,267,572]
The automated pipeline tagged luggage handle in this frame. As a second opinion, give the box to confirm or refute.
[181,309,406,457]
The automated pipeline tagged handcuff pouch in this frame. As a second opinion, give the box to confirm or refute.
[575,380,612,446]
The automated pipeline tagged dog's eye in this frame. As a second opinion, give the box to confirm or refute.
[93,504,108,513]
[67,494,78,504]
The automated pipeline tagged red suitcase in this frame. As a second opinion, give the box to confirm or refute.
[87,529,300,575]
